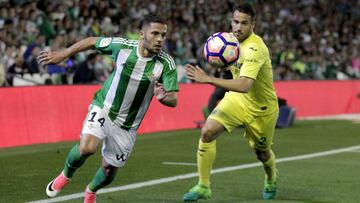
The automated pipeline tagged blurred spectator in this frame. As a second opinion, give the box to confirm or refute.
[73,53,97,84]
[0,63,5,86]
[25,46,42,74]
[351,47,360,78]
[2,46,16,71]
[7,56,28,85]
[0,0,359,87]
[23,35,45,61]
[93,55,113,83]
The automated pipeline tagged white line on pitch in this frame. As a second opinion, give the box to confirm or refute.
[28,145,360,203]
[162,161,197,166]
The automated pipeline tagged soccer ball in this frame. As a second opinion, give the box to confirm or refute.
[204,32,240,68]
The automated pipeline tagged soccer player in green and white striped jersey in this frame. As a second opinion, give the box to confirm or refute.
[38,14,178,203]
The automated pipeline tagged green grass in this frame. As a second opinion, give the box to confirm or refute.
[1,120,360,203]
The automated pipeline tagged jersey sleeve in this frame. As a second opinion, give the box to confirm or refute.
[95,37,137,59]
[239,43,266,79]
[95,37,115,55]
[160,54,179,92]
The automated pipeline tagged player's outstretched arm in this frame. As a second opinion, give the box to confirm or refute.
[154,81,178,107]
[185,64,254,93]
[37,37,99,65]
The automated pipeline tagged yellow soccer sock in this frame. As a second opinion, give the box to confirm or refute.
[263,150,277,182]
[197,139,216,187]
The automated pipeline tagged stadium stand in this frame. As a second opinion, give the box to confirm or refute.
[0,0,359,87]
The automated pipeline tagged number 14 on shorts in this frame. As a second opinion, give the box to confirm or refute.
[88,112,105,127]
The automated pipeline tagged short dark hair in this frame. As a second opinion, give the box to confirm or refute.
[139,14,166,30]
[235,3,256,21]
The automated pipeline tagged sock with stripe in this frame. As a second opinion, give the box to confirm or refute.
[263,150,277,181]
[197,139,216,187]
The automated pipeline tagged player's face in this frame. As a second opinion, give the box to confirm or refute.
[140,22,167,55]
[231,10,255,42]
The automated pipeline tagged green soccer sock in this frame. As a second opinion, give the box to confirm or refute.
[63,144,90,178]
[197,139,216,187]
[88,167,117,192]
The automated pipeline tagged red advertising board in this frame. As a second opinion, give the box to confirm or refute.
[1,81,359,148]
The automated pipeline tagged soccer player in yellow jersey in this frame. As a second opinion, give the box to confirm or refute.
[183,3,279,201]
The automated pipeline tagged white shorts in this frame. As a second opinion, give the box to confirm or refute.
[81,104,136,167]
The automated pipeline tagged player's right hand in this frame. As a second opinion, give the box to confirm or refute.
[185,64,210,83]
[154,81,166,101]
[37,50,67,65]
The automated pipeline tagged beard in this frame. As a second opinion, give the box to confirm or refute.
[144,35,162,54]
[148,46,161,54]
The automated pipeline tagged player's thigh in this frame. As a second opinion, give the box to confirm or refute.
[102,126,136,168]
[80,104,110,152]
[81,104,136,167]
[208,95,248,132]
[81,104,109,139]
[245,111,278,151]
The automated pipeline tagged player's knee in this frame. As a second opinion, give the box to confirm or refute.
[79,134,100,155]
[255,150,270,162]
[201,126,216,143]
[79,142,97,156]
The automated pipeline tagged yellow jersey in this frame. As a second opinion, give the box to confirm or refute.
[228,33,278,115]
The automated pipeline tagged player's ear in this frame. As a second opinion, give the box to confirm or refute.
[251,20,256,30]
[139,30,145,40]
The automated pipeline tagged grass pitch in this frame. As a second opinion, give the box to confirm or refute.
[1,120,360,203]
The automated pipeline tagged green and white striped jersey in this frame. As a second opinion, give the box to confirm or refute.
[92,37,179,130]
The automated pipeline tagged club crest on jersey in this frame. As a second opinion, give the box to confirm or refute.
[99,38,112,47]
[146,73,156,82]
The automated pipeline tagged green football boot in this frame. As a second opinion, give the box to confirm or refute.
[262,172,278,200]
[183,184,212,202]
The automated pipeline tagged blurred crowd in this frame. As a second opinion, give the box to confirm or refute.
[0,0,359,86]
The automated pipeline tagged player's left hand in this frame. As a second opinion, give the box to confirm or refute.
[154,81,166,101]
[185,64,209,83]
